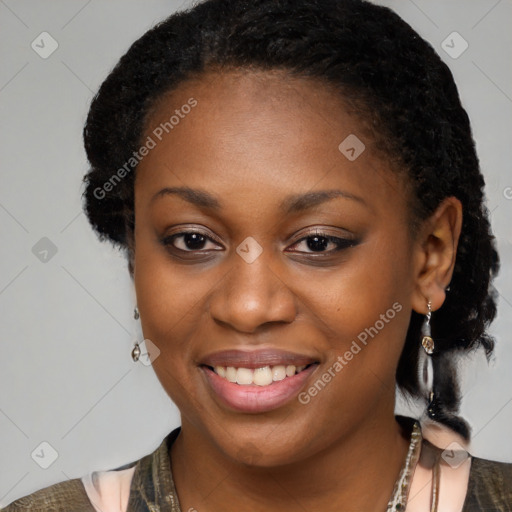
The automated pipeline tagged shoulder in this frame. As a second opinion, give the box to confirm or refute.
[463,456,512,510]
[1,429,181,512]
[0,478,94,511]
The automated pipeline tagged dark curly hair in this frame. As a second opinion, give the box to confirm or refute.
[82,0,499,439]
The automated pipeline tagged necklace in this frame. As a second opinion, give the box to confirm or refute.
[386,421,439,511]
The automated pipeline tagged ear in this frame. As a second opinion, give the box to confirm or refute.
[411,197,462,314]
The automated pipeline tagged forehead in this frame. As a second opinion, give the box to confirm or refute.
[135,70,407,218]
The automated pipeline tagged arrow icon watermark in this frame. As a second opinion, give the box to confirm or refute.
[338,134,365,161]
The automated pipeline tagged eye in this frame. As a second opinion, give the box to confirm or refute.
[287,231,357,254]
[161,231,223,253]
[161,228,357,257]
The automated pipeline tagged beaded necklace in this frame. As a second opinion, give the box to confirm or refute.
[386,422,439,511]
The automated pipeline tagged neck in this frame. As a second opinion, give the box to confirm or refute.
[170,412,412,511]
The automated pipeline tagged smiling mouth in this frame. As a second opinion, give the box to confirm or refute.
[204,364,315,386]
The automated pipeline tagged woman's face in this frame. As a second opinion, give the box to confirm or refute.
[133,71,417,465]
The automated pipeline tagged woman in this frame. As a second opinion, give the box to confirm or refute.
[3,0,511,510]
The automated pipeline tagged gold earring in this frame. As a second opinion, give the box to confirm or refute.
[418,299,437,420]
[132,306,141,361]
[421,300,434,355]
[131,343,141,362]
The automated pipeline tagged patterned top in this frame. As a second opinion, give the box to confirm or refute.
[3,418,512,511]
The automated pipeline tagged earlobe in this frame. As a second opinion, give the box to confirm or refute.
[411,196,462,313]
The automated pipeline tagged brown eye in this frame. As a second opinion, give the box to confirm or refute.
[162,231,223,252]
[287,232,357,254]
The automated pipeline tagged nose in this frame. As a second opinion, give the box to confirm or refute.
[209,250,297,334]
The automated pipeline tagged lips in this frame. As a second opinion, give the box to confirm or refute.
[199,349,319,413]
[201,348,317,369]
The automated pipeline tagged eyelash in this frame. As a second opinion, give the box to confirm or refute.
[160,229,357,257]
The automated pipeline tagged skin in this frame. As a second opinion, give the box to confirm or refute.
[132,70,462,511]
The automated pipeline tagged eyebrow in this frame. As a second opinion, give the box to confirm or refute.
[151,186,367,214]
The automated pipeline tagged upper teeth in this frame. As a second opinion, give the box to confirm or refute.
[214,365,307,386]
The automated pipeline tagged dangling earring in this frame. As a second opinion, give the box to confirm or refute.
[131,306,141,362]
[418,300,436,419]
[421,300,434,354]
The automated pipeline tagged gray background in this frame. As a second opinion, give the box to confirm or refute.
[0,0,511,506]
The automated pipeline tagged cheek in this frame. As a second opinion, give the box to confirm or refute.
[133,231,206,376]
[133,221,214,332]
[300,233,413,392]
[293,254,411,438]
[133,248,208,411]
[310,236,410,333]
